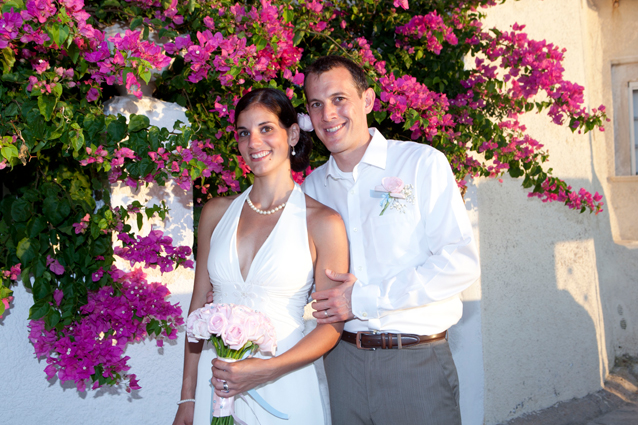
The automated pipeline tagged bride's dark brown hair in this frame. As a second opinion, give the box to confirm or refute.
[234,88,312,173]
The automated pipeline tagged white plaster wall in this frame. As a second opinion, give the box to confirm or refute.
[480,0,638,423]
[449,183,485,425]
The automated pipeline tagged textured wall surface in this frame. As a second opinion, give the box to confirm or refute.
[479,0,638,423]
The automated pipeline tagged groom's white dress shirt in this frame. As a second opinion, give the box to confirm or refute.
[303,128,480,335]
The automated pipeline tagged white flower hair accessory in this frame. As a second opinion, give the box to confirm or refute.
[297,113,314,132]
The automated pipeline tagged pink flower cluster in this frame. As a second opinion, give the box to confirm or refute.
[378,73,454,140]
[1,296,13,317]
[470,23,607,127]
[169,0,303,86]
[115,229,194,273]
[527,178,604,214]
[28,267,184,392]
[72,213,91,234]
[2,263,21,281]
[186,303,276,355]
[396,11,458,55]
[79,146,108,166]
[1,0,170,101]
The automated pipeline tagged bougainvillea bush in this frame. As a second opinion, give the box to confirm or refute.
[0,0,606,392]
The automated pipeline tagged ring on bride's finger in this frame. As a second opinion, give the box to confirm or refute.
[324,310,329,317]
[223,382,229,393]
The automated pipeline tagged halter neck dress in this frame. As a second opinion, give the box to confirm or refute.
[192,183,326,425]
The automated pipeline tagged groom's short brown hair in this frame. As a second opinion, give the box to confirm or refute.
[303,56,369,97]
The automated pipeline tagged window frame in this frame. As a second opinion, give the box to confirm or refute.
[628,81,638,175]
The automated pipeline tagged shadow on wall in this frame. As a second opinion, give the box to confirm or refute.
[478,176,611,424]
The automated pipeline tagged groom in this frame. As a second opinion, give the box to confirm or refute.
[302,56,480,425]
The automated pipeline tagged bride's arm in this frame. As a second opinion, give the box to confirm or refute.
[173,197,235,425]
[210,200,348,397]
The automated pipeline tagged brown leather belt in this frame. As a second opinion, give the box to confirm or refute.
[342,330,447,350]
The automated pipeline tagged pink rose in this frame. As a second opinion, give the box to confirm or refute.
[186,310,211,342]
[242,315,265,345]
[382,176,404,194]
[228,305,249,326]
[222,324,248,350]
[207,312,228,336]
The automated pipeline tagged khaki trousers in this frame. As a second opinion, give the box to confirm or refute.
[324,338,461,425]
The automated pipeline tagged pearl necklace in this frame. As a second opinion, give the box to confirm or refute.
[246,197,286,215]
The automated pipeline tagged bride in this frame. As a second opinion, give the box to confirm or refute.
[173,88,348,425]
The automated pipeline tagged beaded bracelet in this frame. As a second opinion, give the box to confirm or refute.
[177,399,196,405]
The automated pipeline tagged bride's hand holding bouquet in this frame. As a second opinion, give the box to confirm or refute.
[186,303,277,424]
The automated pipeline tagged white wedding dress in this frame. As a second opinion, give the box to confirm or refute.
[192,184,327,425]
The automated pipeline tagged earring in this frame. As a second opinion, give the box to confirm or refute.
[291,146,296,156]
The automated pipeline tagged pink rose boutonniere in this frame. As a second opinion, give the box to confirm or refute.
[375,177,415,215]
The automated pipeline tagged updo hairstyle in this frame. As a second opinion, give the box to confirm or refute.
[234,88,312,172]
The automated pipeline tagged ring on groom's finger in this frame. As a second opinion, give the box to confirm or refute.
[223,382,229,393]
[324,310,329,317]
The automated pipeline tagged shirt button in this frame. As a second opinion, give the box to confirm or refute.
[361,312,368,318]
[350,190,355,195]
[353,227,358,232]
[357,266,362,271]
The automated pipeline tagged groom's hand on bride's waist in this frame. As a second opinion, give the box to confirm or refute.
[311,270,356,324]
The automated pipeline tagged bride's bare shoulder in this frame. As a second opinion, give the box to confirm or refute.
[304,195,345,236]
[199,194,241,233]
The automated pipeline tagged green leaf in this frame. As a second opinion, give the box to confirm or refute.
[11,198,32,222]
[138,66,152,84]
[52,82,63,99]
[16,237,38,264]
[27,215,47,238]
[137,212,143,231]
[3,102,19,117]
[1,145,19,161]
[70,128,85,152]
[29,300,50,320]
[292,32,304,46]
[45,23,70,47]
[66,41,80,64]
[373,110,387,124]
[33,277,49,299]
[47,309,61,327]
[37,95,57,121]
[130,16,144,30]
[128,115,150,133]
[1,47,16,75]
[2,0,24,14]
[254,36,268,51]
[107,118,127,142]
[282,9,293,23]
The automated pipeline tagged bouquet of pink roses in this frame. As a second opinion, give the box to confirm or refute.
[186,303,278,425]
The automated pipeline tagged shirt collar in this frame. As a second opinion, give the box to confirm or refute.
[324,128,387,184]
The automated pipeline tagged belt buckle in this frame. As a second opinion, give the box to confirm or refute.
[355,331,376,351]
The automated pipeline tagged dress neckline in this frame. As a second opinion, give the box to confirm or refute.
[233,184,300,283]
